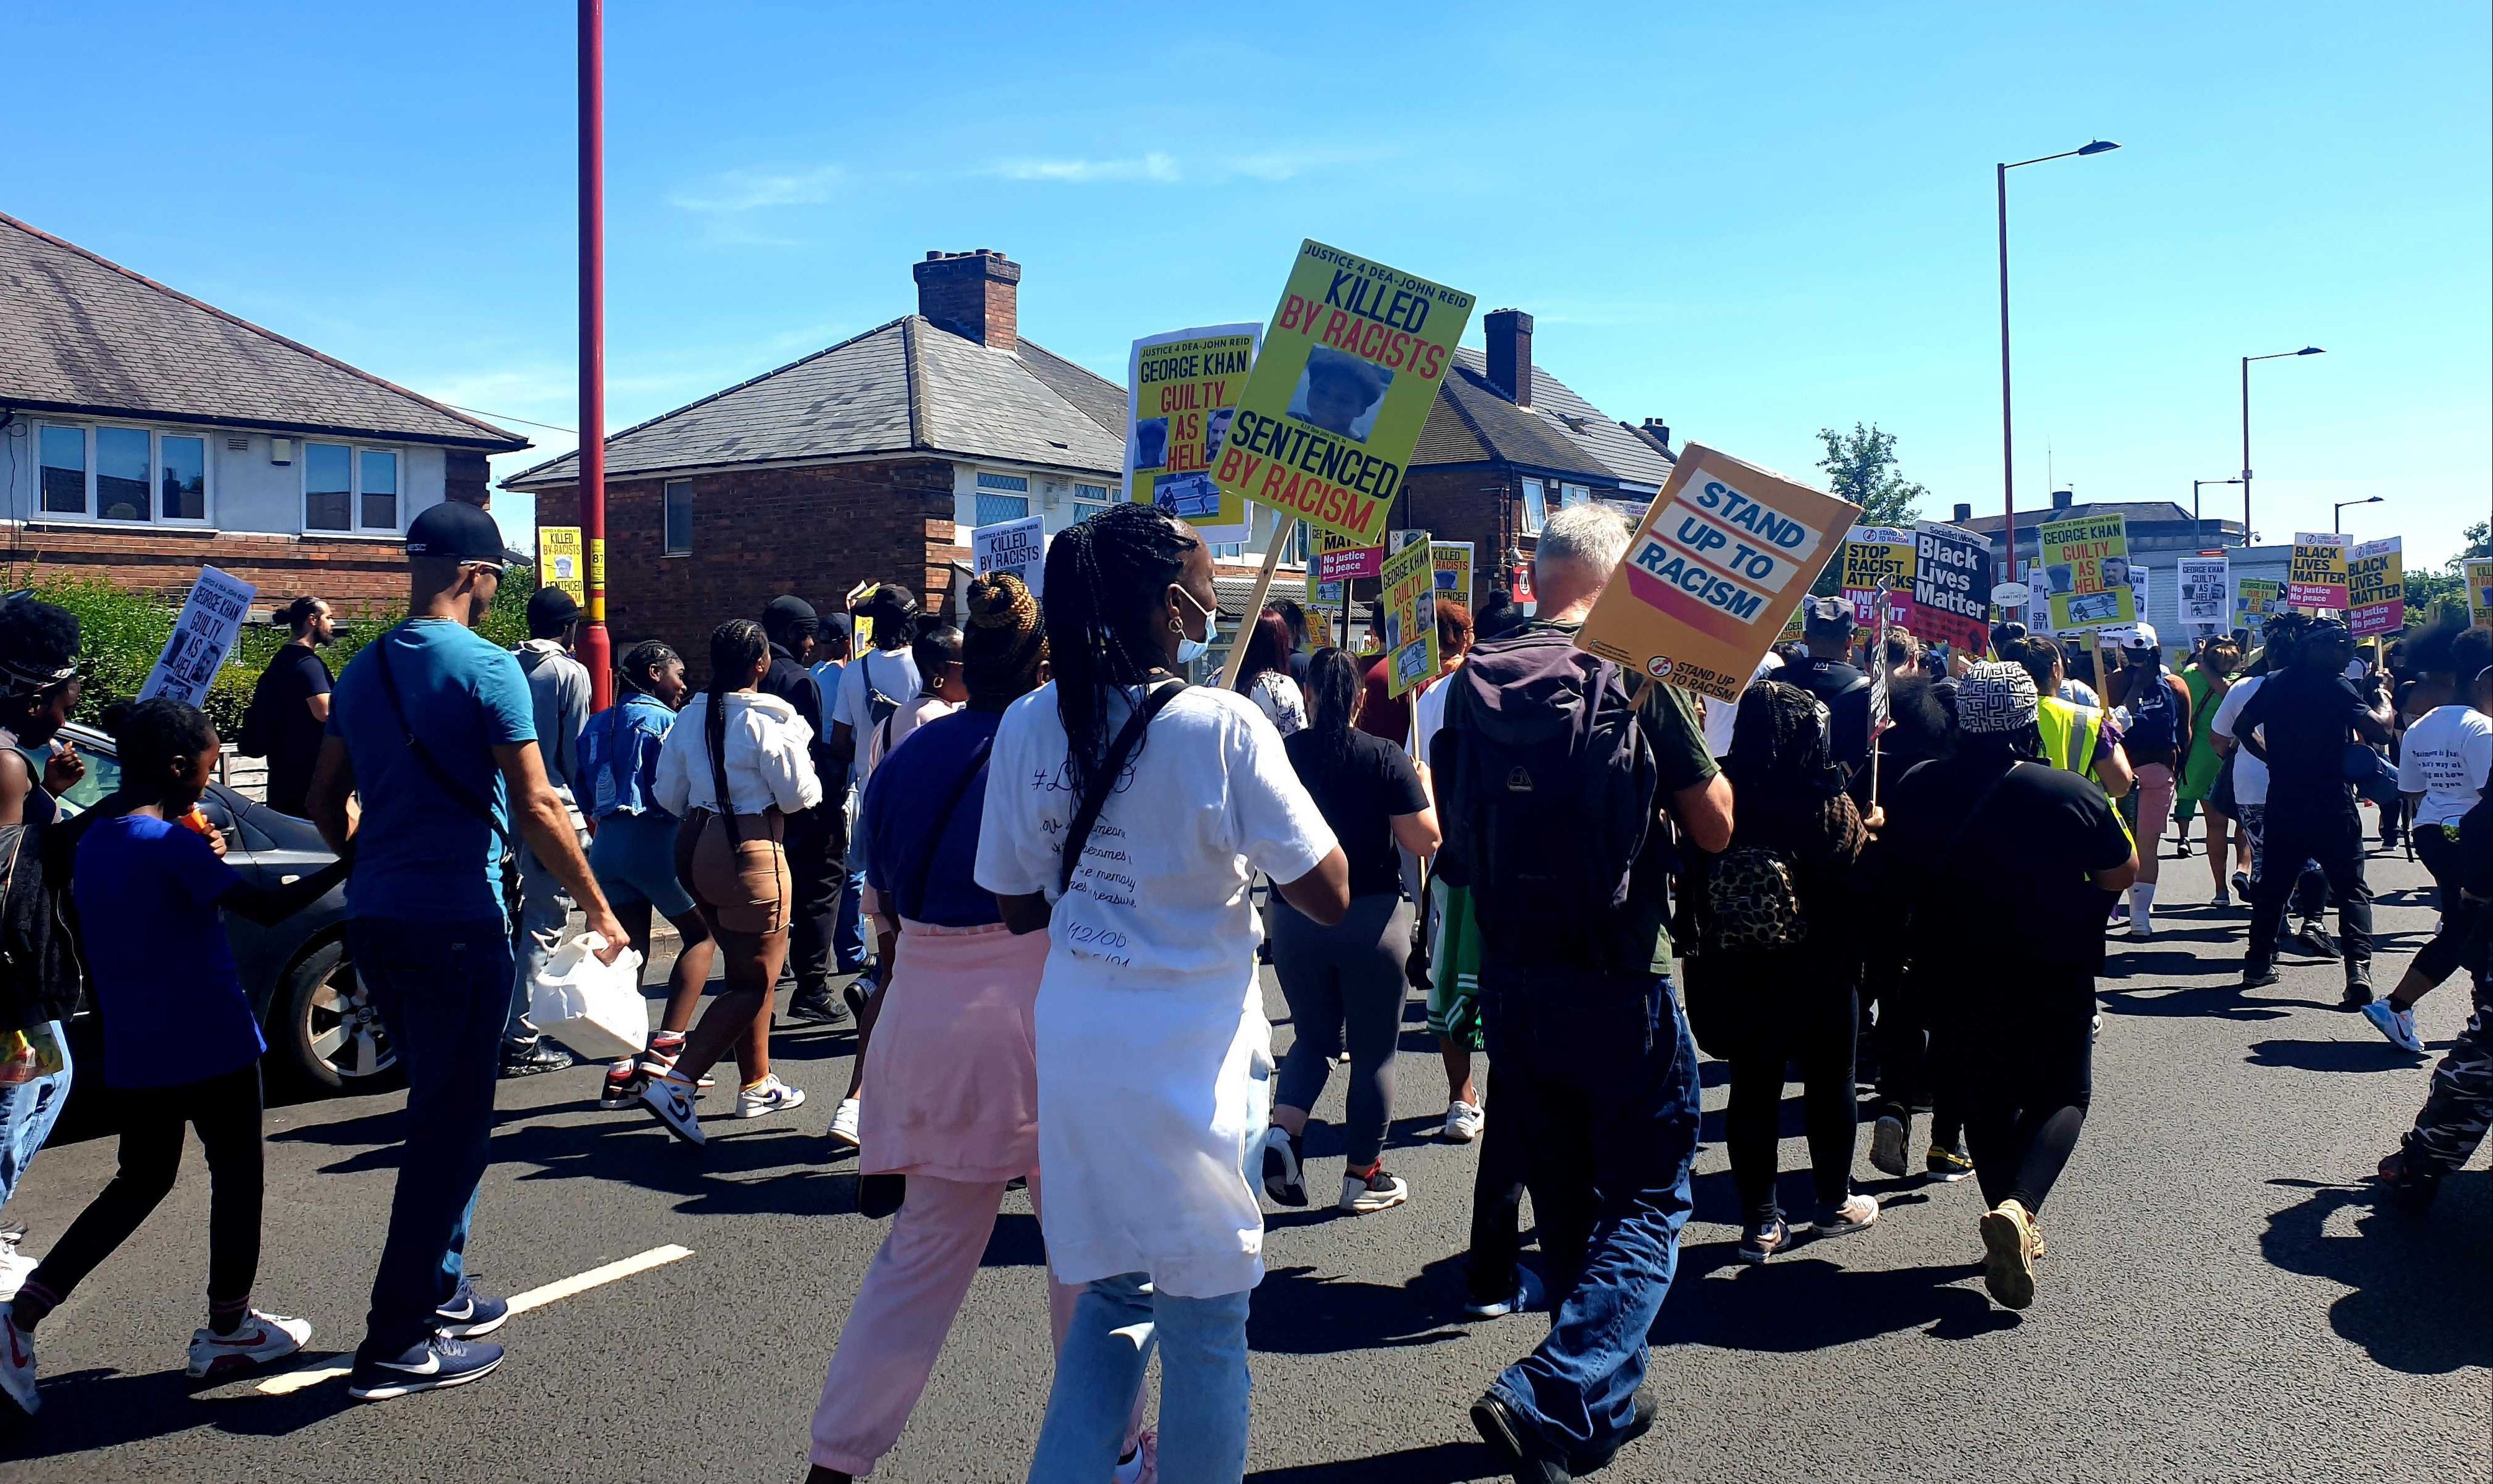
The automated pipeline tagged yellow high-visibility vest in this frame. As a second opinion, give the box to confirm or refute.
[2035,694,2102,779]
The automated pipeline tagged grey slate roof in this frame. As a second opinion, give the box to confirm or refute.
[1410,348,1672,491]
[507,317,1125,489]
[1955,500,2238,536]
[0,212,524,451]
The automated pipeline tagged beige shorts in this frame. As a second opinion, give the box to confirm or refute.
[676,808,791,936]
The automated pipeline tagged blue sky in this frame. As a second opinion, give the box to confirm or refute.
[10,2,2487,566]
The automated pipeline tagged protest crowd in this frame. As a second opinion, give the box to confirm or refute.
[0,488,2484,1484]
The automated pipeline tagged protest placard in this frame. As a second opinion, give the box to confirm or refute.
[1378,536,1438,697]
[1574,443,1859,701]
[2289,532,2349,609]
[2177,556,2229,635]
[2348,537,2404,638]
[1841,527,1915,627]
[2023,559,2053,636]
[538,526,584,603]
[2469,558,2493,629]
[972,515,1048,599]
[140,566,258,708]
[1430,541,1473,612]
[2234,576,2284,631]
[2038,513,2135,631]
[1312,526,1383,583]
[1127,323,1260,542]
[1213,241,1476,548]
[1907,521,1993,653]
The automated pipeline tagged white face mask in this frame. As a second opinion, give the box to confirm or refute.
[1170,582,1218,664]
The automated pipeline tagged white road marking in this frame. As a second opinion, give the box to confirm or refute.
[250,1244,694,1395]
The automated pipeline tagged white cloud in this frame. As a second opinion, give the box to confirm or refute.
[1220,146,1392,181]
[982,152,1181,184]
[668,164,845,213]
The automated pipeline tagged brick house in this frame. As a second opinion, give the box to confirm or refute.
[1391,308,1676,607]
[0,212,527,609]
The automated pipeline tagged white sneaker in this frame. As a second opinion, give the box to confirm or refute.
[2126,915,2154,939]
[827,1097,862,1152]
[0,1312,35,1415]
[2361,999,2425,1054]
[1442,1100,1484,1144]
[186,1309,311,1379]
[736,1074,807,1120]
[1812,1193,1879,1238]
[0,1233,35,1301]
[638,1072,707,1146]
[1340,1165,1409,1214]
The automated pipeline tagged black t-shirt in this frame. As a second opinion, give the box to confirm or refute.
[1283,727,1428,900]
[1881,753,2134,982]
[2235,666,2366,810]
[251,645,333,812]
[1785,654,1874,774]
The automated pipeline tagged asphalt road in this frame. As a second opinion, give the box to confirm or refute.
[2,840,2485,1483]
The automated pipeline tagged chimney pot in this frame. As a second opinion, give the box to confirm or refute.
[1484,308,1534,407]
[2051,488,2074,510]
[1953,502,1973,523]
[1638,417,1671,451]
[913,250,1022,351]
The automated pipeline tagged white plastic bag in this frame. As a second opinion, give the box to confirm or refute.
[527,932,647,1062]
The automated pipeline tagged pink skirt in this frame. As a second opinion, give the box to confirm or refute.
[858,920,1048,1183]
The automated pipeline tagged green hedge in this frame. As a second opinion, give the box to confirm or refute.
[4,561,535,741]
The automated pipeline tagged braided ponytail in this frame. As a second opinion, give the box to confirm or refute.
[704,619,768,833]
[1042,502,1201,798]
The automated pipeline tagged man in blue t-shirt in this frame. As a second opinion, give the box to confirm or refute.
[306,500,625,1402]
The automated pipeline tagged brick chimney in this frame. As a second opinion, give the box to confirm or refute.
[1638,418,1672,452]
[913,249,1021,351]
[1953,502,1973,523]
[1484,308,1533,406]
[2051,488,2074,510]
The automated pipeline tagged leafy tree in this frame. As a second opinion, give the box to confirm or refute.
[1815,422,1928,529]
[2407,520,2493,622]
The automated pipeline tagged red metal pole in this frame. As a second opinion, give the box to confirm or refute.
[576,0,612,710]
[1997,162,2017,595]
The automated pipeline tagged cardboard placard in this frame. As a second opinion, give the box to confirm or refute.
[139,566,258,708]
[538,526,584,602]
[2234,576,2284,631]
[2038,514,2136,631]
[1906,520,1993,654]
[1126,324,1260,542]
[1840,527,1914,627]
[2348,537,2404,639]
[971,515,1048,599]
[2177,556,2229,633]
[1574,443,1859,700]
[1430,541,1474,612]
[1312,526,1383,583]
[1214,240,1476,547]
[1378,536,1438,697]
[2289,532,2350,609]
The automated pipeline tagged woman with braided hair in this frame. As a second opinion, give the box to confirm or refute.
[977,503,1347,1484]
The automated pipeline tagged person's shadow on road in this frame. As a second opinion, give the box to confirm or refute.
[2245,1039,2441,1074]
[0,1359,360,1463]
[1651,1236,2013,1350]
[2260,1174,2492,1375]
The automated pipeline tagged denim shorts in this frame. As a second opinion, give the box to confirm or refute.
[588,809,696,920]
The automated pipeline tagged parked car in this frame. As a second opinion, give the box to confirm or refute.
[25,722,393,1093]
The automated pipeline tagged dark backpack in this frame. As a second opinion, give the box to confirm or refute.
[1434,628,1660,969]
[2124,670,2179,759]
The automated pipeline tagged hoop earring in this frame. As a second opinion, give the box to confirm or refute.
[1169,617,1183,634]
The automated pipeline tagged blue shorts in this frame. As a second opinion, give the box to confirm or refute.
[588,810,696,920]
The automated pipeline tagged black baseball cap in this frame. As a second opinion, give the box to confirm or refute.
[525,585,581,631]
[406,501,509,564]
[1803,595,1857,635]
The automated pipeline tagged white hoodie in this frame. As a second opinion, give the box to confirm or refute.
[655,690,823,818]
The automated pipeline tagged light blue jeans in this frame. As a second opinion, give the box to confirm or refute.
[0,1021,74,1215]
[1026,1272,1251,1484]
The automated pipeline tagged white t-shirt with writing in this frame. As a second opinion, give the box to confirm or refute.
[976,682,1335,1297]
[2211,672,2268,808]
[2397,704,2492,826]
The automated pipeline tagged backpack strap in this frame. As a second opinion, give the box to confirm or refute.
[369,632,521,918]
[1057,681,1186,898]
[896,732,995,923]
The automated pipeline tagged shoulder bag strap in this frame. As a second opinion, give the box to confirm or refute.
[897,733,996,923]
[1057,680,1186,898]
[371,634,511,853]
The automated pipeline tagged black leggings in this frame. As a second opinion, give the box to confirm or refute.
[2407,825,2487,995]
[1950,999,2093,1215]
[25,1062,263,1316]
[1725,982,1860,1225]
[1873,961,1964,1149]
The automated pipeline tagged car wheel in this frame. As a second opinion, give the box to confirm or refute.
[281,938,400,1092]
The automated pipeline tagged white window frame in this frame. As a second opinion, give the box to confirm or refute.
[30,420,216,528]
[1560,482,1592,511]
[663,479,695,556]
[1520,476,1548,535]
[301,441,406,535]
[1070,482,1112,523]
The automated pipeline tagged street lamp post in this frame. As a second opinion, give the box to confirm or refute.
[2192,477,2243,551]
[576,0,611,711]
[2333,494,2384,535]
[1997,140,2120,583]
[2240,346,2323,545]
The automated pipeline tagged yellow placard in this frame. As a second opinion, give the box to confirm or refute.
[1430,541,1473,613]
[2468,558,2493,629]
[2235,576,2283,629]
[1379,536,1439,698]
[537,526,584,603]
[2038,514,2135,631]
[2347,537,2404,639]
[2289,532,2350,609]
[1125,324,1260,541]
[1574,443,1860,701]
[1214,240,1476,548]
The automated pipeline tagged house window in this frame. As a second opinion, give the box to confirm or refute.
[664,480,694,556]
[1520,477,1548,534]
[1560,482,1591,511]
[34,423,212,524]
[974,473,1033,527]
[303,441,403,533]
[38,425,85,515]
[1071,482,1111,522]
[1211,542,1245,559]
